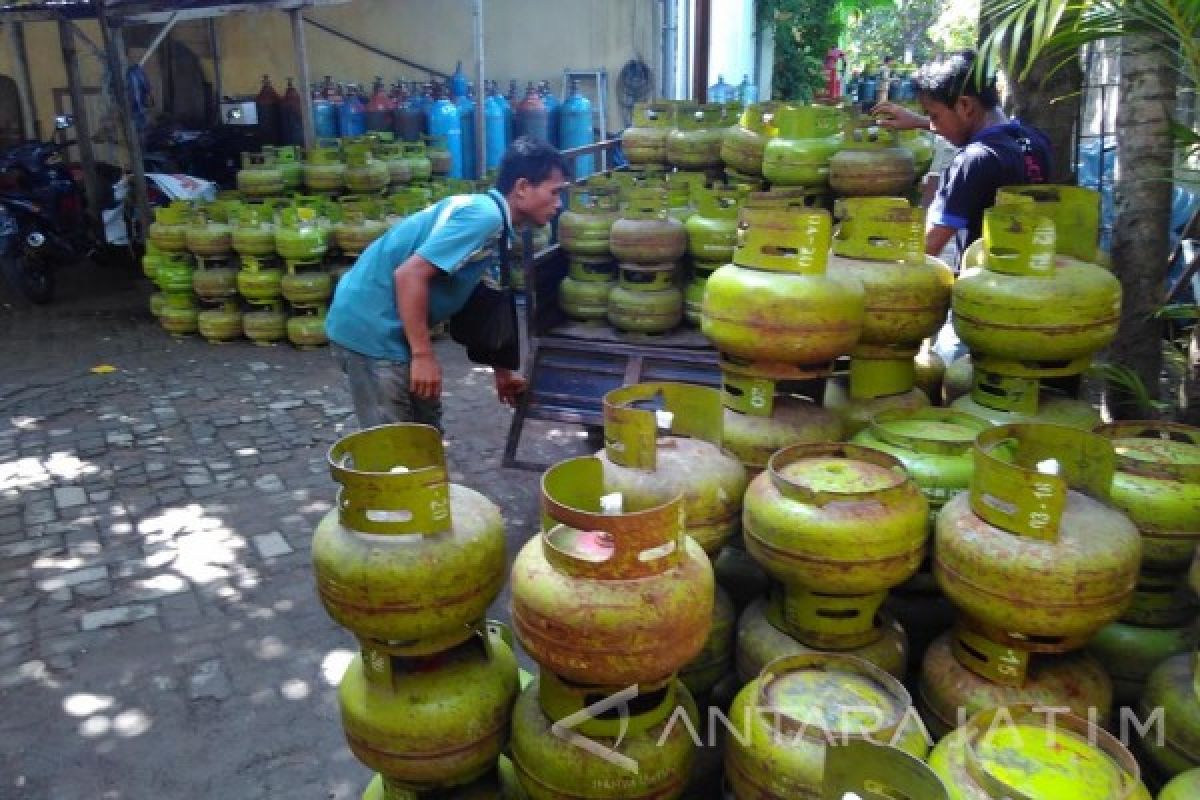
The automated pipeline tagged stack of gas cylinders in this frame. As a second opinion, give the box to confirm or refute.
[311,424,521,797]
[313,388,1198,797]
[144,135,484,347]
[290,69,585,182]
[949,189,1121,430]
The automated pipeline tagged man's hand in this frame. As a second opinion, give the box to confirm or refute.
[871,101,928,131]
[494,368,527,407]
[410,352,442,400]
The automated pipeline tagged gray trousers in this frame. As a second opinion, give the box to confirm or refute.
[331,343,443,431]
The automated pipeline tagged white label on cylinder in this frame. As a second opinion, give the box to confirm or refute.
[1035,459,1060,475]
[655,410,674,430]
[600,492,624,514]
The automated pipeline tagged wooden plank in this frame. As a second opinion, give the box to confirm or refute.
[289,7,315,150]
[58,17,103,226]
[109,0,350,27]
[98,9,152,237]
[6,20,39,139]
[208,17,222,104]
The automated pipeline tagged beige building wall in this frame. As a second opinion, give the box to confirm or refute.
[1,0,658,153]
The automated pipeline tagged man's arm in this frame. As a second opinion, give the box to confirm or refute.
[394,254,442,400]
[871,101,928,131]
[925,224,956,257]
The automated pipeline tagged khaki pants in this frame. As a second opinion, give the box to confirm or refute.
[331,342,442,431]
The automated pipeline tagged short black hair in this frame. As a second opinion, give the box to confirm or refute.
[494,136,568,194]
[915,50,1000,110]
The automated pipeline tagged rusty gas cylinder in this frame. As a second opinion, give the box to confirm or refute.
[744,442,929,596]
[232,204,277,258]
[303,140,347,192]
[558,257,616,323]
[191,261,239,302]
[338,623,518,791]
[951,369,1103,430]
[928,705,1148,800]
[852,408,992,524]
[828,198,953,349]
[510,672,697,799]
[823,364,932,438]
[510,455,713,685]
[735,595,909,682]
[828,122,916,197]
[701,209,864,369]
[935,424,1141,650]
[148,203,191,253]
[719,371,843,475]
[953,208,1120,367]
[280,260,332,307]
[1121,569,1198,628]
[720,102,778,177]
[1088,620,1198,708]
[609,188,688,264]
[1096,422,1200,572]
[197,301,243,343]
[761,105,843,187]
[557,185,619,258]
[593,382,747,555]
[312,424,506,652]
[995,184,1105,264]
[725,654,929,798]
[606,265,683,334]
[622,102,675,166]
[685,187,741,267]
[667,104,725,170]
[918,631,1113,741]
[1138,650,1200,778]
[184,209,234,258]
[680,586,736,697]
[236,151,286,197]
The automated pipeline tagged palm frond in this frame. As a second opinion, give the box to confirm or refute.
[1088,361,1170,415]
[980,0,1200,87]
[1155,304,1200,321]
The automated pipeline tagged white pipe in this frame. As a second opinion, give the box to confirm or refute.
[138,12,179,68]
[473,0,486,179]
[661,0,677,99]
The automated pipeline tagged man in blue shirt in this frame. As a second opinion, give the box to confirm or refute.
[872,50,1051,258]
[326,137,567,429]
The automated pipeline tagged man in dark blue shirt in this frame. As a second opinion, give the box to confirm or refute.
[873,50,1051,258]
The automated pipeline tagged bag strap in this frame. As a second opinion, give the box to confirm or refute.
[485,191,512,287]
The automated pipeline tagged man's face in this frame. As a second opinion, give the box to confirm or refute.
[919,94,973,147]
[513,169,566,227]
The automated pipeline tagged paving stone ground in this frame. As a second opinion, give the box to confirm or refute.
[0,260,590,799]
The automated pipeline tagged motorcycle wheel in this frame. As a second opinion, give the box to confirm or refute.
[17,256,54,304]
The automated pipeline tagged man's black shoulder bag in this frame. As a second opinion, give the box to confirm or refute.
[448,194,521,370]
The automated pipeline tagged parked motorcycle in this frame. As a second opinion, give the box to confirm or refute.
[0,116,130,303]
[0,195,67,303]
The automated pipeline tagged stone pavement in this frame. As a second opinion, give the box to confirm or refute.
[0,261,591,799]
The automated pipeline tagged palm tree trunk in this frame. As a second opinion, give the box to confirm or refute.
[1107,33,1176,418]
[1009,54,1081,184]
